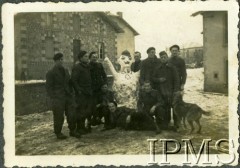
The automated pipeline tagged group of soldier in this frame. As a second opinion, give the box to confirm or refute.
[46,44,187,140]
[136,45,187,133]
[46,51,109,139]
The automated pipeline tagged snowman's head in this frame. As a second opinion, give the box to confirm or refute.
[118,54,132,67]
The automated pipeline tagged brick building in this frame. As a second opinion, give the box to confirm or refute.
[14,12,139,80]
[192,11,228,93]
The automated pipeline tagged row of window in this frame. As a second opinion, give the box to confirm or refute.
[45,38,105,60]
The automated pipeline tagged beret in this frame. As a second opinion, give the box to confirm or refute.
[146,47,155,54]
[170,45,180,51]
[159,51,168,57]
[78,50,87,59]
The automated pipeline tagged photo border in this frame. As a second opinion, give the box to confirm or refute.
[1,0,239,167]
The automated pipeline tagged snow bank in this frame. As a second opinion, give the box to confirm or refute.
[15,80,46,85]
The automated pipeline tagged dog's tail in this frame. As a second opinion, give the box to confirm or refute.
[201,110,211,116]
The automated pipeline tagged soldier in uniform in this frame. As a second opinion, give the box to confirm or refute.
[137,81,165,133]
[46,53,80,139]
[151,51,180,130]
[71,51,93,134]
[95,84,116,129]
[168,45,187,91]
[89,51,108,126]
[130,51,142,73]
[139,47,161,89]
[106,102,157,131]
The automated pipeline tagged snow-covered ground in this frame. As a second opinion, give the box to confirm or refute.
[15,68,229,155]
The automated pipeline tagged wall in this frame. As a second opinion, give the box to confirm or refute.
[15,76,114,116]
[203,12,228,93]
[15,82,49,115]
[14,12,117,80]
[115,18,135,59]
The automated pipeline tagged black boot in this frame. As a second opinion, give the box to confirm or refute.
[69,131,81,138]
[77,129,88,135]
[56,133,67,140]
[86,126,92,133]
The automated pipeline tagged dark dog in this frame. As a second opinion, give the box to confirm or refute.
[173,93,210,134]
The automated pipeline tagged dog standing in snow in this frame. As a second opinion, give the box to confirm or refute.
[173,92,210,134]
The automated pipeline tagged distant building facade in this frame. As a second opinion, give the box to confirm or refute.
[180,47,203,67]
[14,12,139,80]
[109,12,139,58]
[192,11,228,93]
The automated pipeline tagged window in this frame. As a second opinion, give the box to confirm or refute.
[213,72,219,80]
[45,37,54,59]
[73,39,81,62]
[98,42,105,59]
[46,13,53,27]
[73,14,81,32]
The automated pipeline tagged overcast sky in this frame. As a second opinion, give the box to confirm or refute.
[82,2,204,58]
[111,10,203,58]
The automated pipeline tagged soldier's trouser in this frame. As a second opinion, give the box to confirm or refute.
[91,91,100,120]
[51,97,76,135]
[173,110,178,127]
[154,105,166,129]
[162,95,179,127]
[97,105,112,128]
[164,104,171,126]
[76,94,92,131]
[172,93,182,128]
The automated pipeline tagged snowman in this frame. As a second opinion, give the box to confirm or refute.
[104,52,140,109]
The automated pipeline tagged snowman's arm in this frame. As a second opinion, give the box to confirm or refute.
[104,57,118,78]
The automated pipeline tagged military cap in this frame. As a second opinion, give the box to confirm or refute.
[170,45,180,51]
[146,47,156,54]
[78,50,87,59]
[159,51,168,57]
